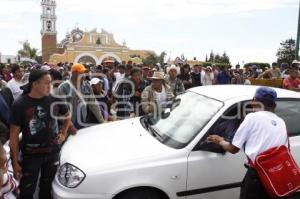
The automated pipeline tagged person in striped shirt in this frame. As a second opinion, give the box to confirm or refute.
[0,143,18,199]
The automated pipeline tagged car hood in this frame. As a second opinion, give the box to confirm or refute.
[60,118,178,173]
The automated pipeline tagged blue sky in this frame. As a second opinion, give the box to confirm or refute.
[0,0,298,65]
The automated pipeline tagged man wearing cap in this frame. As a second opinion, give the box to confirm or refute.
[10,69,71,199]
[141,72,174,116]
[58,63,104,129]
[88,77,112,122]
[208,87,293,199]
[41,65,51,71]
[165,65,185,96]
[292,60,300,68]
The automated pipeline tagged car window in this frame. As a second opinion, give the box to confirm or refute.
[150,92,223,149]
[195,101,253,152]
[275,100,300,137]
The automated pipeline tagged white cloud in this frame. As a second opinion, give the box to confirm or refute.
[0,0,297,63]
[0,0,40,17]
[0,21,24,29]
[56,0,298,20]
[227,47,277,65]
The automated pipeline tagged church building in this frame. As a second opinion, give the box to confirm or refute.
[41,0,154,65]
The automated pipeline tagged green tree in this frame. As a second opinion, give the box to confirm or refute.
[17,41,38,60]
[142,52,167,66]
[207,51,231,64]
[215,54,221,62]
[220,51,230,64]
[276,38,296,65]
[209,50,214,62]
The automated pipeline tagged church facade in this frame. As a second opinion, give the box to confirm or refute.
[41,0,154,65]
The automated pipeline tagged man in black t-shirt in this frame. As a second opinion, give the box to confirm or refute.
[9,70,71,199]
[190,64,203,87]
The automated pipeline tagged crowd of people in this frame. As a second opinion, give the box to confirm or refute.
[0,60,299,198]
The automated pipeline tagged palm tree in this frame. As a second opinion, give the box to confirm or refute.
[18,41,38,60]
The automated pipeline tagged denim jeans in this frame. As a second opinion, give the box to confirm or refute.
[19,153,59,199]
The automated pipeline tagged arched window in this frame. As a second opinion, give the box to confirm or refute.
[46,21,52,31]
[78,56,97,65]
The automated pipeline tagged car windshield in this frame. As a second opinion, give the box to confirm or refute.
[148,91,223,149]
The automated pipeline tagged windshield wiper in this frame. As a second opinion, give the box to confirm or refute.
[141,116,163,141]
[148,126,164,141]
[141,117,149,129]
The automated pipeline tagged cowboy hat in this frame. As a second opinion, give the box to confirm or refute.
[150,71,165,80]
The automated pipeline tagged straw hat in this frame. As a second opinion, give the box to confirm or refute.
[150,71,165,80]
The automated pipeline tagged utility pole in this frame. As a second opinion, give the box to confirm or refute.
[295,0,300,60]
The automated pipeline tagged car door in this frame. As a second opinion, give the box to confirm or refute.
[275,99,300,165]
[183,99,300,199]
[183,103,247,199]
[184,148,245,199]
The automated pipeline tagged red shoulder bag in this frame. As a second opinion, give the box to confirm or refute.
[249,140,300,198]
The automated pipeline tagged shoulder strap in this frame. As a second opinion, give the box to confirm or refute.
[286,129,290,151]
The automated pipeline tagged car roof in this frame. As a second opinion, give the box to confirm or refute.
[189,85,300,102]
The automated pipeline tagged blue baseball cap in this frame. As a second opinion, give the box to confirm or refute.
[254,87,277,104]
[252,65,258,69]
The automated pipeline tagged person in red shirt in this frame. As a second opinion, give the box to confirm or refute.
[282,67,300,92]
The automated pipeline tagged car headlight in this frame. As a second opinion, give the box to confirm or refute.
[57,163,86,188]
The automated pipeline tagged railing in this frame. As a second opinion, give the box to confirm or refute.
[249,78,283,88]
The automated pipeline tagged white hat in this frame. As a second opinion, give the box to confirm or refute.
[292,60,300,64]
[41,65,51,71]
[167,64,180,74]
[89,78,103,86]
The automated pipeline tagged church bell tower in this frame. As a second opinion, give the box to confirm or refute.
[41,0,58,63]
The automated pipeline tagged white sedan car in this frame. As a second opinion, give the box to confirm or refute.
[52,85,300,199]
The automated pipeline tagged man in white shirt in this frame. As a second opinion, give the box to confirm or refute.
[208,87,297,199]
[7,65,25,100]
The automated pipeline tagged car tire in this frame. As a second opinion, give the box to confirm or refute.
[117,188,167,199]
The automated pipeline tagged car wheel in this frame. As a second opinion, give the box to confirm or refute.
[117,188,167,199]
